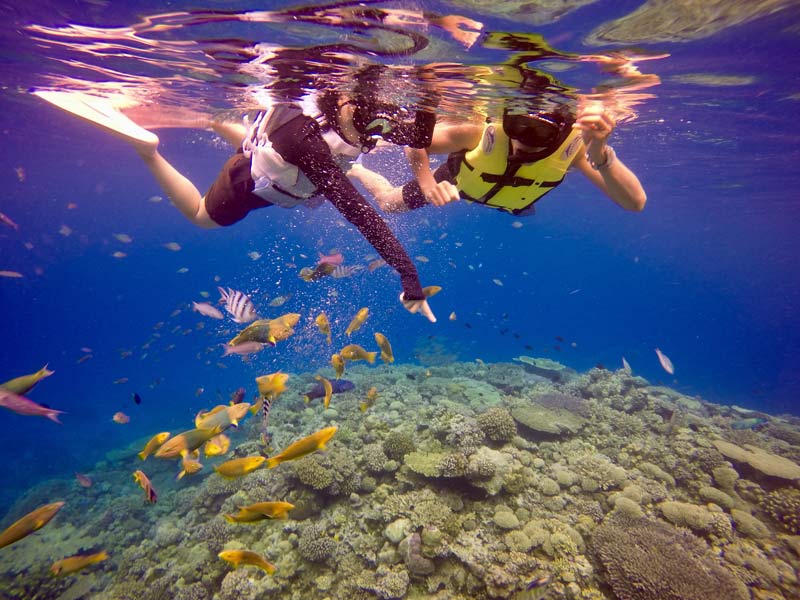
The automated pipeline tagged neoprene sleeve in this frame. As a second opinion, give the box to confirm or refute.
[269,114,425,300]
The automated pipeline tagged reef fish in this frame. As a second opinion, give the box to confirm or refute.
[339,344,377,364]
[138,432,170,460]
[74,473,92,488]
[360,386,378,412]
[621,357,632,375]
[218,549,275,574]
[266,426,337,469]
[256,372,289,400]
[317,251,344,266]
[731,417,768,430]
[192,301,224,320]
[132,470,157,503]
[345,307,369,336]
[299,262,335,282]
[217,287,258,323]
[51,551,108,576]
[374,332,394,364]
[154,426,224,459]
[177,451,203,480]
[112,411,130,424]
[214,456,266,478]
[195,403,250,430]
[0,210,19,231]
[0,501,64,549]
[228,313,300,347]
[330,264,364,279]
[203,433,230,457]
[0,364,55,395]
[0,389,65,423]
[315,312,332,344]
[331,353,345,378]
[224,501,295,523]
[654,348,675,375]
[304,378,354,405]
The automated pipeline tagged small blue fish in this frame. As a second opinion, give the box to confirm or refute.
[304,379,355,402]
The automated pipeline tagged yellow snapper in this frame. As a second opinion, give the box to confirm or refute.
[0,364,55,395]
[137,432,170,460]
[373,333,394,364]
[154,426,223,459]
[214,456,266,478]
[331,353,345,378]
[345,307,369,336]
[224,501,295,523]
[266,426,337,469]
[228,313,300,346]
[50,550,108,576]
[0,501,64,549]
[339,344,377,364]
[256,372,289,400]
[315,312,332,344]
[218,549,275,574]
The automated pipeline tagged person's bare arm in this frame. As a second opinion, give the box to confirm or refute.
[571,103,646,211]
[405,123,482,207]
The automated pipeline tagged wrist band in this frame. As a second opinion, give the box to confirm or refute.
[588,145,615,171]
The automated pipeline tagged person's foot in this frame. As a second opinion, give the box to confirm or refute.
[33,90,160,154]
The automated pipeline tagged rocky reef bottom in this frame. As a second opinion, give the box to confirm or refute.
[1,360,799,600]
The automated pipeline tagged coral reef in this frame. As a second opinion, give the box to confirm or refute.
[2,360,799,600]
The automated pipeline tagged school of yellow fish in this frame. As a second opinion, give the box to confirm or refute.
[0,304,406,581]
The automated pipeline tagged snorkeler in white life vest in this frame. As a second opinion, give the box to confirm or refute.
[349,101,647,215]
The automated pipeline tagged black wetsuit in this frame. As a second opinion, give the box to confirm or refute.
[205,106,435,301]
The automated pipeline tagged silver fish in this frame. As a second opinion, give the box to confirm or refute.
[217,287,258,323]
[330,265,364,279]
[655,348,674,375]
[0,211,19,231]
[221,341,265,357]
[192,301,224,320]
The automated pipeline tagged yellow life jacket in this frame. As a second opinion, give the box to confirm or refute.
[454,124,584,214]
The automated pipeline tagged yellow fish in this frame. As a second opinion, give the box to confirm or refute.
[339,344,377,364]
[224,501,295,523]
[422,285,442,298]
[331,353,345,378]
[195,402,250,430]
[154,426,223,459]
[0,501,64,549]
[203,433,230,457]
[313,375,333,409]
[345,307,369,336]
[132,470,157,503]
[50,550,108,576]
[0,364,55,395]
[214,456,266,479]
[137,432,170,461]
[315,312,332,344]
[249,396,263,416]
[229,314,300,346]
[177,451,203,480]
[266,426,337,469]
[218,549,275,575]
[373,333,394,364]
[360,386,379,412]
[256,372,289,400]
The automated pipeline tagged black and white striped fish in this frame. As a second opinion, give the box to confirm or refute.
[330,265,365,279]
[260,396,273,446]
[217,287,258,323]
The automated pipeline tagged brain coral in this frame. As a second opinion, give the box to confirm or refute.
[298,523,336,563]
[383,430,415,461]
[477,407,517,442]
[591,513,748,600]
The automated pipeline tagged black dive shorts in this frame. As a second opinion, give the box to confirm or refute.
[204,149,272,226]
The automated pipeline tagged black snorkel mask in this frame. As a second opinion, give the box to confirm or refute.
[502,110,571,157]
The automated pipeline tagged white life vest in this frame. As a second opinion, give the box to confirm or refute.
[242,99,361,208]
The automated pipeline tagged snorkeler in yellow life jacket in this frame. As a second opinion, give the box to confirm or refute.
[453,111,584,215]
[349,102,647,215]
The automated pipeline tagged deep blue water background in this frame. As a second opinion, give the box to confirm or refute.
[0,0,799,511]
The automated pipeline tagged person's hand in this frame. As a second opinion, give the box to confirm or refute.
[400,293,437,323]
[573,102,615,162]
[434,15,484,48]
[421,179,460,207]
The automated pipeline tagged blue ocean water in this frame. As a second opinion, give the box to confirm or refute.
[0,0,798,515]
